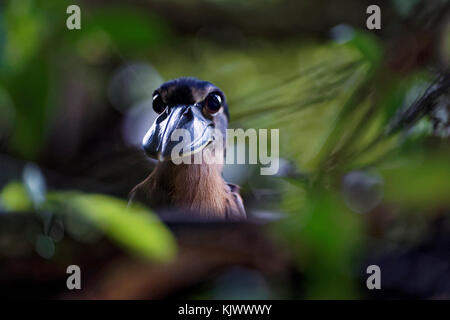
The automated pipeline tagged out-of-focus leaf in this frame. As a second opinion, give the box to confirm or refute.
[0,180,176,262]
[349,134,399,168]
[275,186,362,299]
[0,85,15,137]
[380,153,450,207]
[60,193,177,262]
[0,9,6,68]
[35,234,55,259]
[384,74,443,134]
[378,75,415,126]
[300,189,362,299]
[77,7,170,52]
[3,0,44,73]
[6,56,51,159]
[348,30,382,72]
[0,181,33,212]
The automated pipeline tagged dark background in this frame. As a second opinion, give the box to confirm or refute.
[0,0,449,299]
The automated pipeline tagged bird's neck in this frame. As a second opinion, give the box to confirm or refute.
[144,159,230,218]
[173,162,229,216]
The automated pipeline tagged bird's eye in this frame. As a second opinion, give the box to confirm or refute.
[152,94,166,114]
[204,93,222,114]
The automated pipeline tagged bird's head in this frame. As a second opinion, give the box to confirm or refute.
[142,77,228,162]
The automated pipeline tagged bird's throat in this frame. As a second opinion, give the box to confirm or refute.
[137,159,230,219]
[171,162,229,217]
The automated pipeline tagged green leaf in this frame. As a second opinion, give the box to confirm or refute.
[349,30,382,72]
[78,7,170,52]
[380,154,450,207]
[63,193,177,262]
[275,186,362,299]
[3,0,44,72]
[0,181,33,212]
[300,189,362,299]
[0,182,177,262]
[6,56,51,159]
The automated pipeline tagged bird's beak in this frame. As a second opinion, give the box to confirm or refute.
[142,105,214,161]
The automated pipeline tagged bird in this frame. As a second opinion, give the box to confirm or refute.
[129,77,246,221]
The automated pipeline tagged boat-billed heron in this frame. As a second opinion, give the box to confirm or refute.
[130,77,246,221]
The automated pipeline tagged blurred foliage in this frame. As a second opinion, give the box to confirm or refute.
[0,181,32,211]
[54,193,177,262]
[0,181,177,262]
[77,8,169,52]
[380,151,450,208]
[0,0,449,299]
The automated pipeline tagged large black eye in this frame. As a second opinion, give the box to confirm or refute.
[152,94,166,114]
[204,93,222,114]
